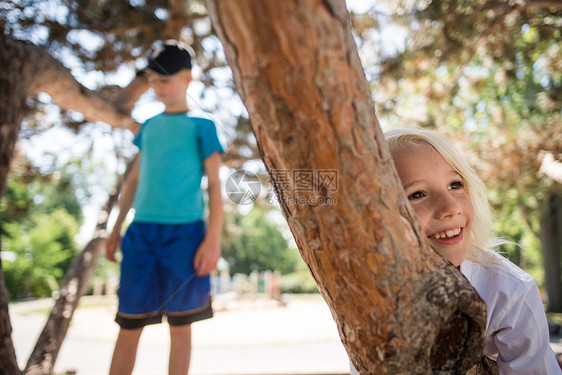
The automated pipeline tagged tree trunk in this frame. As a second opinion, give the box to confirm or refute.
[540,192,562,313]
[205,0,487,373]
[0,38,36,194]
[0,262,20,375]
[0,36,38,375]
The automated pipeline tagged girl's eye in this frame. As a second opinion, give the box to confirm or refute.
[449,181,464,190]
[408,191,425,201]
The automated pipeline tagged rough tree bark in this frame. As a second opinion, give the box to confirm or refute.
[0,268,19,374]
[206,0,487,373]
[0,36,43,375]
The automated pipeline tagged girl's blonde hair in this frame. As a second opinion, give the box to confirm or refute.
[384,128,501,264]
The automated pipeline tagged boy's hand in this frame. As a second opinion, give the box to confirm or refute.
[193,237,221,276]
[105,229,122,263]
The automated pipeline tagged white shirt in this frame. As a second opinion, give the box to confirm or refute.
[461,252,561,374]
[350,253,561,374]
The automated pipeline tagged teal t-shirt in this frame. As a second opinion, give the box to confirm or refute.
[132,112,223,224]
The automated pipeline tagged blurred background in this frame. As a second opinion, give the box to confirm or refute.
[1,0,561,372]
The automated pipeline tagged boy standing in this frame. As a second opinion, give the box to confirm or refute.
[105,41,223,375]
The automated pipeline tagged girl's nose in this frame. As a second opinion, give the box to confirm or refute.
[434,192,462,220]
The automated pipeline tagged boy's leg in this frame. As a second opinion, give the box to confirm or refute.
[109,327,143,375]
[169,324,192,375]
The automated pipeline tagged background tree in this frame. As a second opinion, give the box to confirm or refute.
[1,151,85,299]
[221,206,300,275]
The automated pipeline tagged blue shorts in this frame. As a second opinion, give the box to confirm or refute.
[116,221,213,329]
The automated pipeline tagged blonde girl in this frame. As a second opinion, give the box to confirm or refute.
[351,129,560,374]
[383,128,560,374]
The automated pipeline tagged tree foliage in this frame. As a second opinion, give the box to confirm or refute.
[1,154,82,298]
[221,206,300,275]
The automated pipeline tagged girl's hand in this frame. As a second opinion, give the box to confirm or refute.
[193,237,221,276]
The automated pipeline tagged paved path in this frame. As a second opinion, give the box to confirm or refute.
[10,294,562,374]
[10,294,350,375]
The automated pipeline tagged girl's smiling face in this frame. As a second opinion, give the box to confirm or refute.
[391,142,475,266]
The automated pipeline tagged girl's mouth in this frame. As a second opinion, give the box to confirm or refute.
[429,227,461,239]
[428,227,464,244]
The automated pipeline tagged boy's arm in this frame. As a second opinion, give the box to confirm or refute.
[194,151,223,276]
[106,154,140,263]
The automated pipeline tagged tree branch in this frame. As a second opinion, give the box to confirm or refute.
[110,72,150,116]
[8,40,139,130]
[167,0,188,39]
[3,39,137,130]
